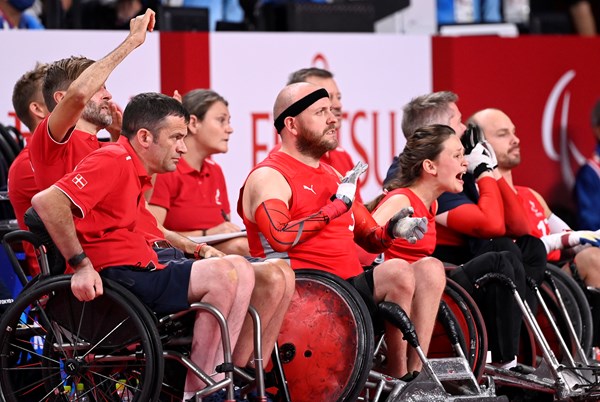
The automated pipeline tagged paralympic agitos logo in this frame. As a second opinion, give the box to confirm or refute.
[542,69,587,189]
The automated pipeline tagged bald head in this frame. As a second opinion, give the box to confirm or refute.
[470,108,521,170]
[273,82,320,119]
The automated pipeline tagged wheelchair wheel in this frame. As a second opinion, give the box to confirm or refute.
[0,275,163,402]
[276,270,374,402]
[429,278,488,381]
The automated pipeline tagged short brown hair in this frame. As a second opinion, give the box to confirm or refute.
[43,56,94,112]
[287,67,334,85]
[182,89,228,122]
[401,91,458,139]
[12,63,49,131]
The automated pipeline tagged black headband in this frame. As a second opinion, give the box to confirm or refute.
[274,88,329,133]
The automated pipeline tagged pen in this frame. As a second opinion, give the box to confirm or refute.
[221,209,230,222]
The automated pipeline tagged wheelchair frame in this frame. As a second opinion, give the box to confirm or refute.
[0,230,269,402]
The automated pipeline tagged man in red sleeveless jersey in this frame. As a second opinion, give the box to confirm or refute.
[239,82,445,380]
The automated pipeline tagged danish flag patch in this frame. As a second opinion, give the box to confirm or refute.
[72,174,88,189]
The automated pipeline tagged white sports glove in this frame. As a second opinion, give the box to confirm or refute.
[480,140,498,169]
[386,206,428,244]
[334,161,368,208]
[541,230,600,254]
[465,143,494,178]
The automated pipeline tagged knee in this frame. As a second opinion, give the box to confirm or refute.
[224,255,255,283]
[253,260,294,300]
[378,260,416,295]
[193,259,241,299]
[415,257,446,292]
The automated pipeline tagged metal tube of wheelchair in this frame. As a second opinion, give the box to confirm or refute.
[546,273,589,366]
[476,274,565,382]
[517,288,564,381]
[247,305,266,400]
[533,283,577,368]
[189,302,236,401]
[270,343,291,402]
[164,350,218,386]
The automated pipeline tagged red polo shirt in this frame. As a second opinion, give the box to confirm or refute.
[29,116,102,190]
[54,137,160,270]
[7,147,40,274]
[150,157,230,231]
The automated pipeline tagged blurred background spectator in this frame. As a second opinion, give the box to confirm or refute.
[0,0,44,29]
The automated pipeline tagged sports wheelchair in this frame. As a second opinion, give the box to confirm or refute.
[276,269,504,402]
[478,264,600,401]
[0,229,272,402]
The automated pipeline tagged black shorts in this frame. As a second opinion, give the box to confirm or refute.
[101,259,193,315]
[347,269,384,333]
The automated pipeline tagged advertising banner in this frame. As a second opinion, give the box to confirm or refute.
[209,33,432,223]
[433,36,600,220]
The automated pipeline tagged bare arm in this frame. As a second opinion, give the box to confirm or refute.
[31,187,103,301]
[371,194,410,225]
[48,9,156,142]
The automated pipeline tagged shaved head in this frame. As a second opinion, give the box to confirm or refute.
[273,82,320,120]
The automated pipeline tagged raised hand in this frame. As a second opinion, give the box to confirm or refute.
[386,206,428,244]
[128,8,156,47]
[335,161,368,208]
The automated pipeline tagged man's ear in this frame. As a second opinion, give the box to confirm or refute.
[53,90,65,105]
[29,102,46,121]
[137,128,153,148]
[284,116,296,134]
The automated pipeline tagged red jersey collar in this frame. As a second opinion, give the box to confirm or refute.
[179,157,211,177]
[117,136,153,190]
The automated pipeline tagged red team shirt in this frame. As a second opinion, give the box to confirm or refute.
[515,186,561,262]
[150,157,230,231]
[239,151,362,279]
[7,148,40,274]
[54,137,160,270]
[270,143,362,203]
[29,116,103,190]
[372,188,437,263]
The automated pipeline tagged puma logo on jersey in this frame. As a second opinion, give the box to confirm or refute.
[303,184,316,195]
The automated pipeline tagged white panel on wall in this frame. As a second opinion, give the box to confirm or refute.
[209,32,432,224]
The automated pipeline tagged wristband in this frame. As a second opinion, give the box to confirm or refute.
[473,163,492,178]
[68,251,87,268]
[193,243,207,259]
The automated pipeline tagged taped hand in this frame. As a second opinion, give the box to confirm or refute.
[335,161,368,208]
[386,206,428,244]
[465,143,494,178]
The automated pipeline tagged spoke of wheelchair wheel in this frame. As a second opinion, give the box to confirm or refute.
[6,368,66,400]
[74,301,87,358]
[80,317,130,360]
[5,341,61,365]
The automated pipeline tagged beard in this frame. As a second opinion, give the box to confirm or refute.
[81,101,112,128]
[296,124,338,159]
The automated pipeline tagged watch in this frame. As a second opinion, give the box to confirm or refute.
[68,251,88,268]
